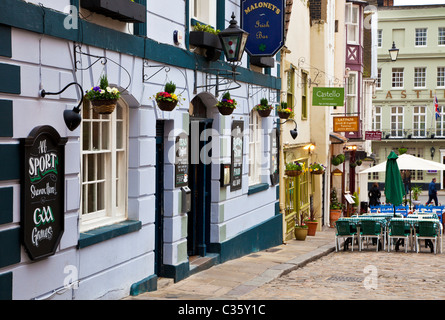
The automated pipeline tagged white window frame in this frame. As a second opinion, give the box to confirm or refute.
[376,68,382,89]
[346,71,358,115]
[391,106,404,138]
[345,3,360,45]
[377,29,383,48]
[80,100,128,232]
[392,68,404,89]
[436,106,445,137]
[190,0,217,27]
[415,28,427,47]
[413,106,427,138]
[414,67,426,88]
[248,112,262,186]
[373,106,382,131]
[438,27,445,46]
[438,67,445,88]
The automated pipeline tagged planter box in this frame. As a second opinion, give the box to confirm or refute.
[81,0,146,23]
[189,31,222,50]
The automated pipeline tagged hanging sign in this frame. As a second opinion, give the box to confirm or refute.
[333,116,359,132]
[175,132,189,187]
[231,121,244,191]
[21,126,67,261]
[312,87,345,106]
[365,131,382,141]
[241,0,285,57]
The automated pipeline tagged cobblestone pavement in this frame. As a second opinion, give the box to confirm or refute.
[242,249,445,300]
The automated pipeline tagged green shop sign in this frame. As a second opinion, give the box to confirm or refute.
[312,87,344,106]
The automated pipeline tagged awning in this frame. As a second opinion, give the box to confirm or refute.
[330,132,348,144]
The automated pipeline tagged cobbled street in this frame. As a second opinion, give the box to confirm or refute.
[242,250,445,300]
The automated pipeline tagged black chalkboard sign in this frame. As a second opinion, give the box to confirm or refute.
[175,132,189,187]
[21,126,67,261]
[270,128,279,185]
[230,121,244,191]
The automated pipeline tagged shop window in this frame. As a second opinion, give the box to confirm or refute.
[249,111,262,186]
[80,100,128,232]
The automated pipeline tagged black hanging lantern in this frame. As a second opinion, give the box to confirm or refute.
[389,41,399,62]
[218,13,249,63]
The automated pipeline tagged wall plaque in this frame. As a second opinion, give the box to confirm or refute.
[175,132,189,187]
[231,121,244,191]
[21,126,67,261]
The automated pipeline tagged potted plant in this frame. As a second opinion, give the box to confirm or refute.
[285,161,304,177]
[85,75,121,114]
[309,162,326,175]
[305,206,318,236]
[329,187,344,227]
[154,81,183,111]
[277,102,292,119]
[412,185,423,206]
[253,98,273,117]
[331,154,345,166]
[294,212,308,241]
[216,92,237,115]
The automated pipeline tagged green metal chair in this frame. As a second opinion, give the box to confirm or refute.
[335,220,357,252]
[359,220,384,252]
[416,221,439,254]
[388,220,411,253]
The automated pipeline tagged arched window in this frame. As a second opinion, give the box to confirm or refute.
[80,100,128,232]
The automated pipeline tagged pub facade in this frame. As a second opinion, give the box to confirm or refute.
[0,0,283,299]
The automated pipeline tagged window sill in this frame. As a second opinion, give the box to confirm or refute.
[78,220,142,249]
[248,183,269,195]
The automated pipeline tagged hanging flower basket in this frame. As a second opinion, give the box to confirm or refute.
[309,162,326,175]
[254,98,273,117]
[153,81,184,112]
[277,111,290,119]
[157,99,178,111]
[285,170,303,177]
[216,92,236,116]
[85,75,121,115]
[91,99,118,114]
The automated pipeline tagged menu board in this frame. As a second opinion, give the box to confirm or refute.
[21,126,67,261]
[270,128,279,185]
[175,132,189,187]
[230,121,244,192]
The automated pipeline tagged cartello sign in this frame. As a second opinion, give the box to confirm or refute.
[241,0,285,57]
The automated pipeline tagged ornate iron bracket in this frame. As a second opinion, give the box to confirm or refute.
[193,63,241,97]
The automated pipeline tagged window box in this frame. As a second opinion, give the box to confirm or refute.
[189,31,222,50]
[81,0,146,24]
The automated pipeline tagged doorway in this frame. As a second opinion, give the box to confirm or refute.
[187,118,213,257]
[155,120,165,275]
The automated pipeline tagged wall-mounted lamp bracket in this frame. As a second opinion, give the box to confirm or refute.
[274,118,298,140]
[40,82,84,131]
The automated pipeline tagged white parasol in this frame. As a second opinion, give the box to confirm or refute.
[359,153,445,173]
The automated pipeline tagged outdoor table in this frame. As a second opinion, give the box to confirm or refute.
[390,217,442,253]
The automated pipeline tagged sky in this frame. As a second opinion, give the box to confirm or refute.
[394,0,445,5]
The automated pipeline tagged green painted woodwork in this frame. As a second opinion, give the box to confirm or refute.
[129,274,157,296]
[0,272,12,300]
[0,187,13,225]
[0,228,20,269]
[0,24,11,57]
[78,220,142,248]
[0,64,20,94]
[0,100,13,137]
[0,0,280,91]
[247,182,269,195]
[0,144,20,181]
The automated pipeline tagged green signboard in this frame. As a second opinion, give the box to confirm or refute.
[312,87,344,106]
